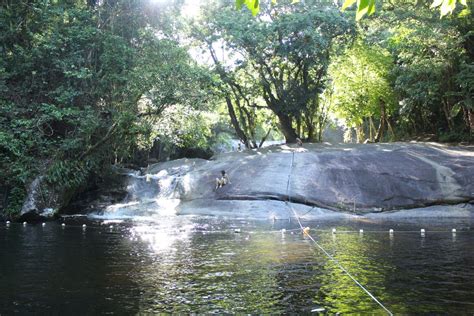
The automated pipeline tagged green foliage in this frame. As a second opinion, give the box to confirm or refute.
[235,0,469,19]
[341,0,468,19]
[328,40,396,136]
[342,0,376,20]
[386,14,468,134]
[438,129,472,142]
[236,0,260,15]
[3,187,26,217]
[197,0,354,143]
[455,62,474,111]
[0,0,212,215]
[155,105,214,150]
[431,0,469,17]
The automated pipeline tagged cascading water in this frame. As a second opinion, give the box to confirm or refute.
[90,168,183,220]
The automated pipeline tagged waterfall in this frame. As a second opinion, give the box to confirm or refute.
[90,168,182,220]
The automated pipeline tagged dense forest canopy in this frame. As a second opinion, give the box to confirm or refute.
[192,0,355,143]
[0,0,472,217]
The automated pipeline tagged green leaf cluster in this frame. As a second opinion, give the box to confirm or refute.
[328,40,395,130]
[237,0,469,19]
[0,0,213,215]
[195,0,355,143]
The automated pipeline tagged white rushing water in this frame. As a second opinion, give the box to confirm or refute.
[89,169,182,221]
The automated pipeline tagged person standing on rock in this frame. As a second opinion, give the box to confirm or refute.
[215,170,231,190]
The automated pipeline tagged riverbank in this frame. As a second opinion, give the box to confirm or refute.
[143,142,474,219]
[7,141,474,222]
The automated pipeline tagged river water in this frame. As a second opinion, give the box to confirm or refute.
[1,215,473,314]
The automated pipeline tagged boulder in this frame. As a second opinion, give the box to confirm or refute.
[144,142,474,217]
[18,166,131,221]
[20,176,61,221]
[61,167,131,215]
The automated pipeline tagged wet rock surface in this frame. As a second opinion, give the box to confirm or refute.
[17,167,131,221]
[19,176,62,221]
[145,142,474,217]
[61,168,131,215]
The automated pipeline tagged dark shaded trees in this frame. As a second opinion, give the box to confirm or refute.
[0,0,209,215]
[362,3,473,140]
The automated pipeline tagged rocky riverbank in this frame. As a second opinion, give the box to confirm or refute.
[145,142,474,219]
[11,142,474,221]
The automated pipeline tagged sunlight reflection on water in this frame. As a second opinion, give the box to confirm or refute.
[1,216,473,314]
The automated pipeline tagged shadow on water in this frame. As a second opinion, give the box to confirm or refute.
[1,216,474,314]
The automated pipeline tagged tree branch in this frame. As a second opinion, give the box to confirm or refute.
[79,122,118,160]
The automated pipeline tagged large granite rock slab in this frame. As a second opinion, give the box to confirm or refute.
[145,142,474,216]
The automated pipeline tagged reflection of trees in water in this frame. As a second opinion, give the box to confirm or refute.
[315,231,384,313]
[127,221,474,314]
[133,226,399,313]
[185,232,289,313]
[313,230,409,314]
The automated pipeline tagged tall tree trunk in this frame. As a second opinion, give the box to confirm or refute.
[318,127,324,142]
[468,108,474,137]
[356,125,365,143]
[258,128,272,148]
[442,99,453,131]
[225,96,250,148]
[374,101,386,142]
[207,43,255,148]
[304,109,317,142]
[276,112,298,143]
[369,116,376,142]
[386,118,395,141]
[296,116,301,139]
[307,123,316,142]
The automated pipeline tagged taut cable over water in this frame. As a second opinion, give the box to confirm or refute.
[285,149,393,316]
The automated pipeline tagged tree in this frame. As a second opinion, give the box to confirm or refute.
[328,40,396,143]
[190,1,278,148]
[195,0,354,143]
[0,0,210,216]
[383,9,471,137]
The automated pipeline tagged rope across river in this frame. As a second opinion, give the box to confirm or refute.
[285,150,393,315]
